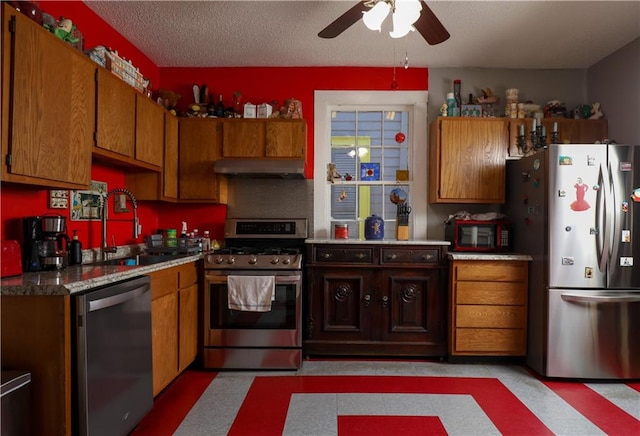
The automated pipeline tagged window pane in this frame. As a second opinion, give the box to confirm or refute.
[330,109,412,240]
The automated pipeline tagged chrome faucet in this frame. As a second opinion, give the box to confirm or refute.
[101,188,139,261]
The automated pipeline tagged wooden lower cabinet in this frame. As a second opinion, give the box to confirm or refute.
[150,261,199,396]
[448,259,529,356]
[1,295,72,436]
[305,243,448,357]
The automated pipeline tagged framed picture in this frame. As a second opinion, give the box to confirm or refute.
[70,180,107,221]
[360,163,380,181]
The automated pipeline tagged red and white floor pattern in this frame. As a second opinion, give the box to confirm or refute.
[133,361,640,436]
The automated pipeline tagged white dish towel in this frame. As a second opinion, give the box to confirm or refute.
[227,275,275,312]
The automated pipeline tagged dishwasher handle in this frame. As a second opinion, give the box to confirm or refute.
[88,281,150,312]
[561,292,640,304]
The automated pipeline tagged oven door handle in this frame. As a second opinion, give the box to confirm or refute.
[205,274,302,285]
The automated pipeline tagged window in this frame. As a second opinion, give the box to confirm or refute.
[314,91,428,240]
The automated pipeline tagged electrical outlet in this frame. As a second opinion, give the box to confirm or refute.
[49,190,69,209]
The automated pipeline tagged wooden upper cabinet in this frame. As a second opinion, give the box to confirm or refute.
[179,118,227,203]
[222,119,306,159]
[95,68,136,157]
[163,113,179,199]
[266,119,306,158]
[222,119,266,157]
[1,4,94,189]
[508,118,609,158]
[135,95,164,167]
[429,117,508,204]
[126,112,178,201]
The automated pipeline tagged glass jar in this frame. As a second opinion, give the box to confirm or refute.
[334,224,349,239]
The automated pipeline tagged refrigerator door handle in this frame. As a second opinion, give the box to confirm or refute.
[596,164,609,270]
[561,292,640,304]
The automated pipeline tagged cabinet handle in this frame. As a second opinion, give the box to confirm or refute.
[322,253,332,259]
[363,294,371,308]
[388,254,397,260]
[421,254,433,261]
[355,252,366,259]
[381,295,389,308]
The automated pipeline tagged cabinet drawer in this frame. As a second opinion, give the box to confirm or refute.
[456,305,526,328]
[454,261,527,282]
[456,281,526,305]
[178,262,198,288]
[455,328,526,354]
[381,248,440,265]
[150,267,179,300]
[313,247,373,264]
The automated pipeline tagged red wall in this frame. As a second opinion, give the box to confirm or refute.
[1,2,429,250]
[160,66,428,180]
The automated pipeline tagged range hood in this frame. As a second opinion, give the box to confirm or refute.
[214,158,306,179]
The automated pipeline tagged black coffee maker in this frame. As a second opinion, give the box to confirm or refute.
[23,215,70,272]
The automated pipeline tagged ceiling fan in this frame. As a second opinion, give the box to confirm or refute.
[318,0,450,45]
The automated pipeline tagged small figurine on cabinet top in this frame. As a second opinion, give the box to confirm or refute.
[589,102,604,119]
[281,99,303,119]
[157,89,181,115]
[45,17,79,45]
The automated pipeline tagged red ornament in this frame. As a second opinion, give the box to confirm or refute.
[395,132,406,144]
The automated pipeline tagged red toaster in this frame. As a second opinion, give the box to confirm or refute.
[1,240,23,278]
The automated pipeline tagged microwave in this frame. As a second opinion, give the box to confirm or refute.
[445,220,510,252]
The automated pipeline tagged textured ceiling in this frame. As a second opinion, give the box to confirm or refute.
[84,0,640,69]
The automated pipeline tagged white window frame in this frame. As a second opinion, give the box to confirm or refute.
[314,90,428,239]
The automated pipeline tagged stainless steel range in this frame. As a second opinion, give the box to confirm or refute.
[202,218,307,370]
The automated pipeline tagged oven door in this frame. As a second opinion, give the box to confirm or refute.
[204,271,302,348]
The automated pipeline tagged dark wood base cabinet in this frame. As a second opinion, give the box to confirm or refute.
[304,243,448,357]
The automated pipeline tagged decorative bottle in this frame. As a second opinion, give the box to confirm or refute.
[215,94,225,117]
[202,231,211,252]
[70,230,82,265]
[446,93,458,117]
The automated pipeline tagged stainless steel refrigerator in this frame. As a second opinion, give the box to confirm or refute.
[505,143,640,379]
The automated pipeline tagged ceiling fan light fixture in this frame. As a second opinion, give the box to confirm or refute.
[363,1,391,32]
[389,0,422,38]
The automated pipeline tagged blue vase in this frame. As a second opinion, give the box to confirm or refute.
[364,215,384,240]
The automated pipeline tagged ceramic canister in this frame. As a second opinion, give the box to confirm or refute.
[364,215,384,240]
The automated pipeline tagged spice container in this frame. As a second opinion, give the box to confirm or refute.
[334,224,349,239]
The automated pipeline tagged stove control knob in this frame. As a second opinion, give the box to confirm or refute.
[270,257,280,265]
[226,256,235,265]
[248,255,258,265]
[282,256,291,265]
[212,255,224,264]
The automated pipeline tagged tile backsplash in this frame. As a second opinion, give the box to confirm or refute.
[226,178,314,236]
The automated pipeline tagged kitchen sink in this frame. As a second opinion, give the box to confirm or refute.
[89,254,193,267]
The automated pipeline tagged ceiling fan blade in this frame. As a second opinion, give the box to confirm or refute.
[413,1,450,45]
[318,1,369,38]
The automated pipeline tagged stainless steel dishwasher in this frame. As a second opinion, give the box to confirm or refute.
[73,276,153,436]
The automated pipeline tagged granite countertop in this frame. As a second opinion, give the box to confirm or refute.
[0,254,202,296]
[448,252,532,261]
[306,239,450,246]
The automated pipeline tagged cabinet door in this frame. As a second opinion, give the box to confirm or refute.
[151,292,178,396]
[96,68,136,157]
[178,283,198,372]
[135,95,164,167]
[266,120,306,158]
[179,118,227,202]
[308,269,373,342]
[125,112,178,201]
[163,113,179,199]
[3,7,94,188]
[222,119,266,157]
[378,269,446,345]
[430,118,508,203]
